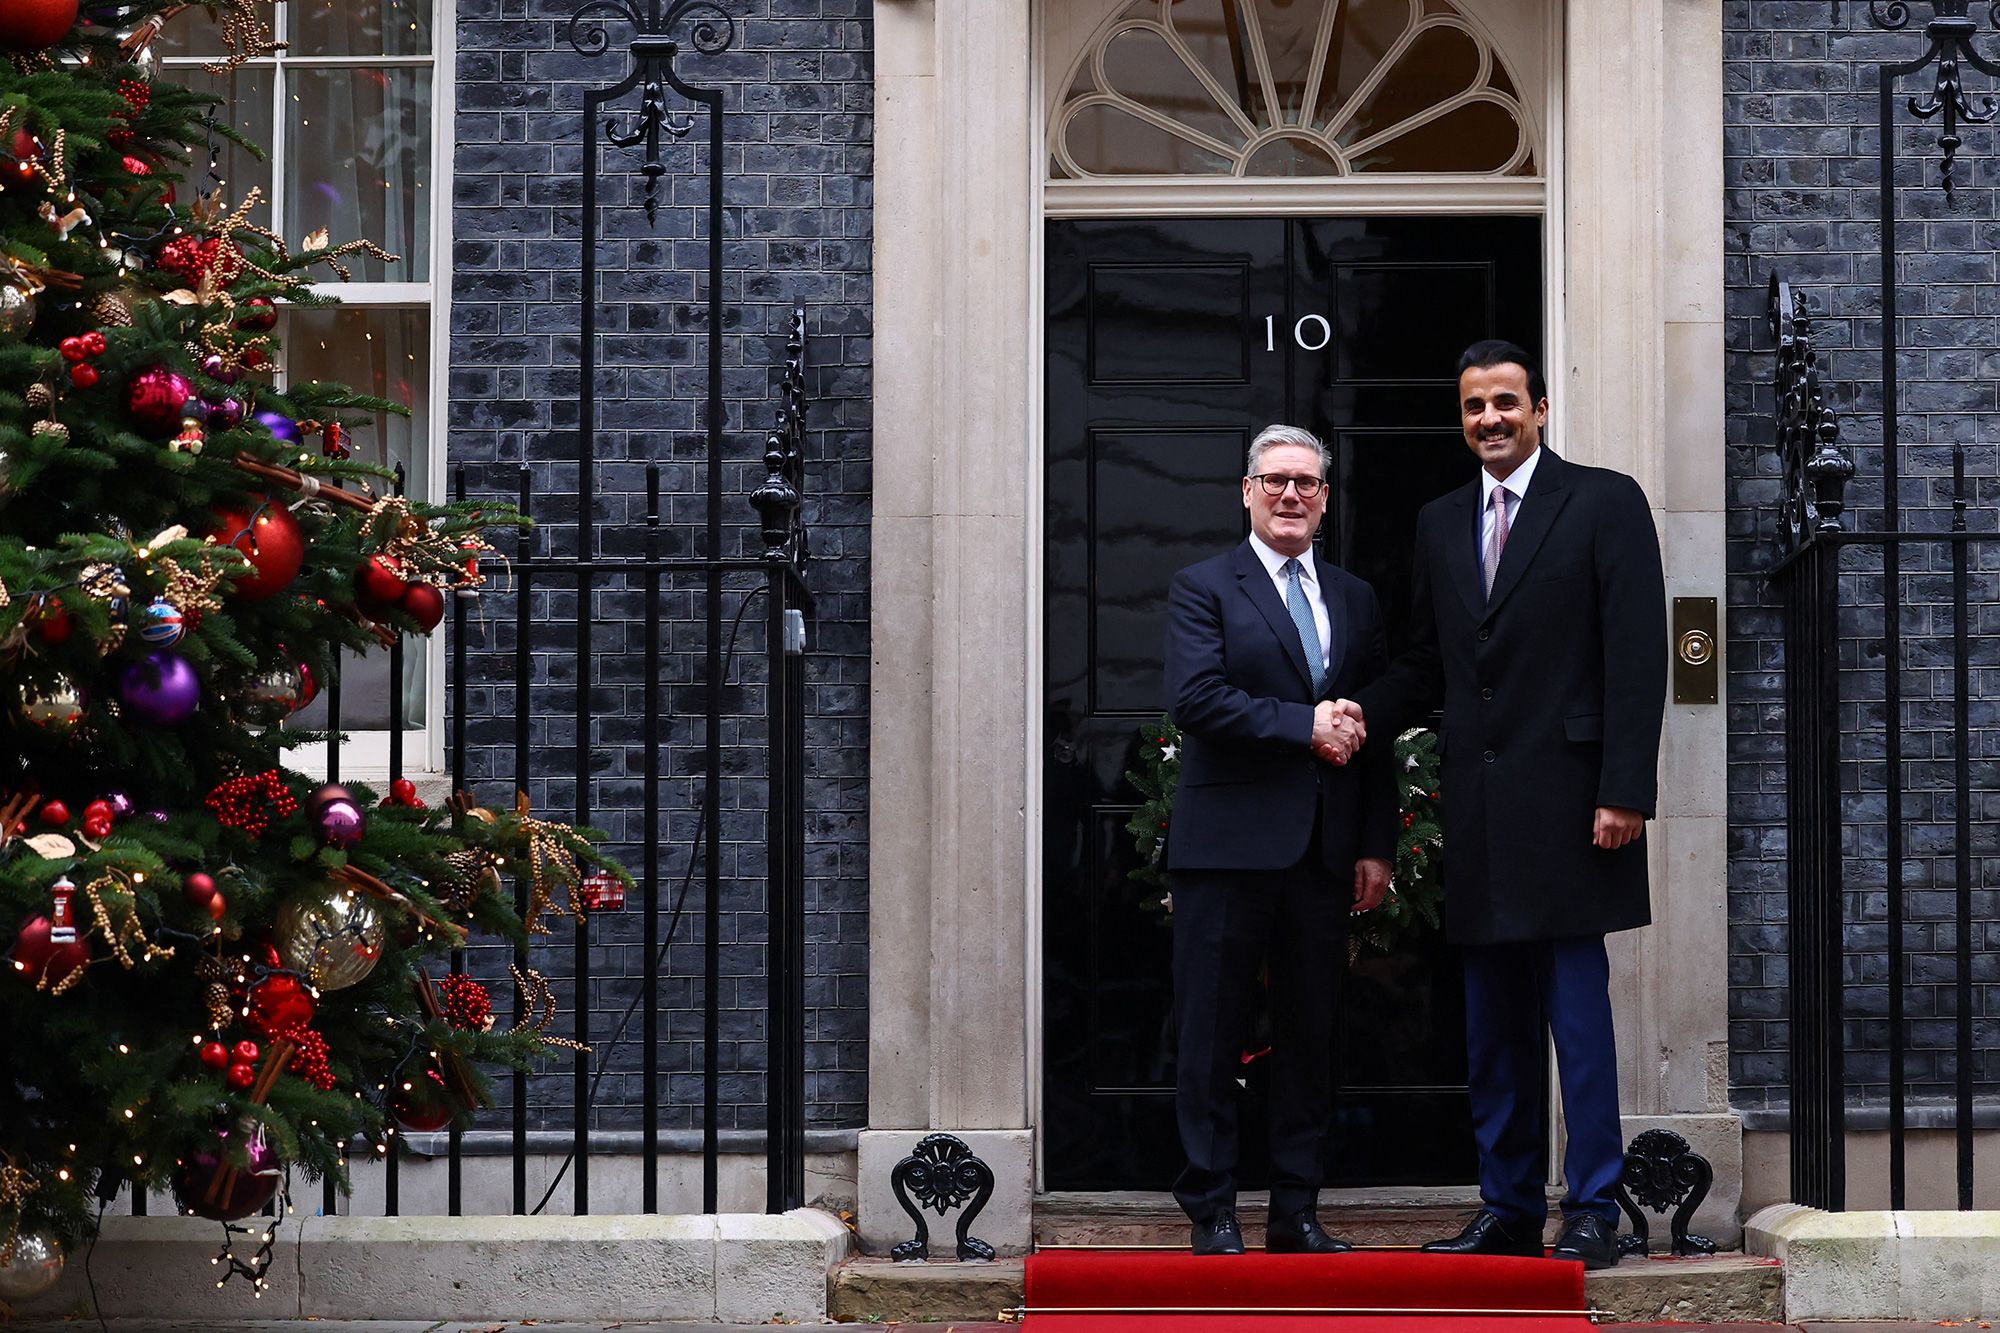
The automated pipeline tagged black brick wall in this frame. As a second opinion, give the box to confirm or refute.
[446,0,872,1132]
[1726,3,2000,1111]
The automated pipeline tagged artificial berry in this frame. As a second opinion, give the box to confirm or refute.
[82,816,112,840]
[232,1040,260,1064]
[83,799,111,824]
[39,800,68,826]
[392,779,417,804]
[81,330,106,355]
[225,1061,256,1090]
[58,336,86,362]
[198,1040,230,1070]
[68,363,98,388]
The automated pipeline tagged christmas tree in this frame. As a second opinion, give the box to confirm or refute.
[0,0,622,1300]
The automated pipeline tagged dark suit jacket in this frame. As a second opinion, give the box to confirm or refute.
[1355,449,1668,946]
[1163,540,1398,876]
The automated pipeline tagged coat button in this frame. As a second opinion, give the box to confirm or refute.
[1480,687,1494,700]
[1477,629,1491,641]
[1483,750,1496,763]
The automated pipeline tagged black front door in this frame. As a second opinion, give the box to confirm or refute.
[1043,215,1542,1192]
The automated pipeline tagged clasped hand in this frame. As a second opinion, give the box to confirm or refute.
[1311,699,1367,765]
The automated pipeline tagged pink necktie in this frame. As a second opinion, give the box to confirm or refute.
[1484,486,1510,598]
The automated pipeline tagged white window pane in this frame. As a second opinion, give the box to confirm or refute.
[285,306,431,731]
[149,13,231,58]
[164,65,275,224]
[290,0,434,57]
[285,67,432,281]
[285,307,430,497]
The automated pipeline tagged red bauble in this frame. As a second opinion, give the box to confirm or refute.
[224,1061,256,1090]
[355,555,406,609]
[296,661,318,708]
[389,1068,454,1133]
[205,892,227,920]
[29,597,70,644]
[58,335,85,361]
[38,800,67,826]
[81,330,105,355]
[125,365,195,438]
[183,871,217,907]
[400,581,446,632]
[68,362,98,388]
[211,498,305,602]
[8,127,36,176]
[236,296,278,333]
[0,0,80,52]
[232,1039,260,1064]
[10,914,88,987]
[198,1040,229,1070]
[245,973,316,1038]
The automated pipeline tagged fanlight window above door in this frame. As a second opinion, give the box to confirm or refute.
[1051,0,1538,179]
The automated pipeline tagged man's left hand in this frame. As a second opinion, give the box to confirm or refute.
[1593,806,1645,850]
[1352,857,1390,913]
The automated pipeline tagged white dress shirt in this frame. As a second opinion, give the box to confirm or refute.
[1247,532,1331,677]
[1478,445,1542,554]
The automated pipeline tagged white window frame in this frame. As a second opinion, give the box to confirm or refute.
[161,5,454,779]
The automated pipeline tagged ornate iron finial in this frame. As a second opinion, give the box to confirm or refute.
[748,307,810,562]
[1769,276,1856,557]
[1843,0,2000,200]
[887,1133,996,1262]
[565,0,738,223]
[1614,1128,1718,1258]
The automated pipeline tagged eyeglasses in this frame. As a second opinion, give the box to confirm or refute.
[1249,472,1326,499]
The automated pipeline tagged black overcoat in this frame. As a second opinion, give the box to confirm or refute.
[1355,449,1668,946]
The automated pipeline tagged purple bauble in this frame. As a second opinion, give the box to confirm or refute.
[200,353,237,386]
[125,366,196,439]
[254,410,300,446]
[145,809,170,823]
[315,798,365,850]
[210,396,244,430]
[105,791,134,818]
[117,650,200,727]
[172,1121,280,1222]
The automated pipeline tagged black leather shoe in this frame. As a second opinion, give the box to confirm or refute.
[1420,1208,1544,1258]
[1266,1212,1353,1254]
[1191,1208,1245,1256]
[1550,1214,1619,1270]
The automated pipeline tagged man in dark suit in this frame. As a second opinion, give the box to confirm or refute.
[1327,341,1667,1270]
[1164,423,1397,1256]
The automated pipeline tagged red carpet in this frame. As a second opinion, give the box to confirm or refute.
[1023,1249,1590,1331]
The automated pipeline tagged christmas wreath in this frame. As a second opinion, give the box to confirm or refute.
[1124,718,1445,956]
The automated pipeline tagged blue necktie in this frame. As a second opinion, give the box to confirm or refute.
[1282,558,1326,695]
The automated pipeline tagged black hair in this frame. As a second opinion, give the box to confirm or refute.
[1457,339,1546,404]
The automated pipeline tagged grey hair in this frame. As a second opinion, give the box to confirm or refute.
[1246,424,1332,479]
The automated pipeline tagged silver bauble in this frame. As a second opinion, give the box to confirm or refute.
[0,283,34,336]
[274,885,384,990]
[0,1230,64,1303]
[235,664,302,726]
[17,677,84,735]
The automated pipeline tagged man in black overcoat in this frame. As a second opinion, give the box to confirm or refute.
[1163,424,1397,1256]
[1329,341,1667,1269]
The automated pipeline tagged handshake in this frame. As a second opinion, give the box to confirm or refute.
[1311,698,1367,765]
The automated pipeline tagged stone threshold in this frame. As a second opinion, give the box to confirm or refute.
[830,1251,1784,1325]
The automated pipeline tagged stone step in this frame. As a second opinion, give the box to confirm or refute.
[1036,1187,1506,1249]
[829,1251,1784,1325]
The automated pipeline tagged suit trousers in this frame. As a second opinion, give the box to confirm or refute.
[1461,935,1624,1227]
[1170,827,1347,1224]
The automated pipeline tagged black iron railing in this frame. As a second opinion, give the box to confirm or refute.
[1770,2,2000,1213]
